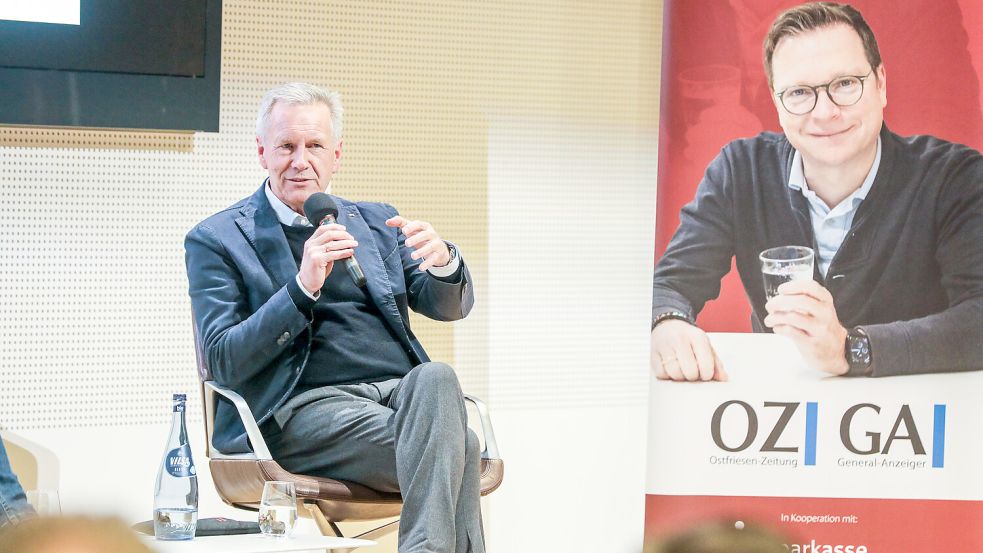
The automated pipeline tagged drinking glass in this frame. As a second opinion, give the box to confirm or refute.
[759,246,815,300]
[258,481,297,537]
[25,490,62,516]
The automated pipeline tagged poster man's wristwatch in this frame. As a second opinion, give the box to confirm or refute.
[845,326,873,376]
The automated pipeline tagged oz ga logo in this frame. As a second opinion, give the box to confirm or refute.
[709,401,947,468]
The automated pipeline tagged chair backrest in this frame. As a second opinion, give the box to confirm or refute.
[199,381,230,461]
[192,317,269,461]
[191,317,212,381]
[192,318,220,459]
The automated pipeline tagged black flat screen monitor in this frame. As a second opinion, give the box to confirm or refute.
[0,0,221,132]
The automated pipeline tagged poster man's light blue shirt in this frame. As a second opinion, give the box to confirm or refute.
[787,137,881,277]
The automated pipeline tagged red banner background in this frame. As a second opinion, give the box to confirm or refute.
[646,494,983,551]
[656,0,983,331]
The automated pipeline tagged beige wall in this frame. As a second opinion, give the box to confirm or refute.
[0,1,662,551]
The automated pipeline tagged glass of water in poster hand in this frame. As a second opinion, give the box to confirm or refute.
[760,246,815,300]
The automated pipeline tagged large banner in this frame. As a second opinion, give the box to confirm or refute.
[648,0,983,549]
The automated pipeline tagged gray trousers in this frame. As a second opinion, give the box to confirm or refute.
[267,362,484,553]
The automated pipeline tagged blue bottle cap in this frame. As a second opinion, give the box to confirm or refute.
[173,393,187,401]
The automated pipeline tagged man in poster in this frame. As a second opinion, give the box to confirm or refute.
[650,2,983,380]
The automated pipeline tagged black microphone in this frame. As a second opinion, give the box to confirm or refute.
[303,193,367,288]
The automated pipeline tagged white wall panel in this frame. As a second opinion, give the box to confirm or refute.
[486,119,657,410]
[482,119,656,551]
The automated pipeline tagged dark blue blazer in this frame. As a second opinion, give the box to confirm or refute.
[185,183,474,454]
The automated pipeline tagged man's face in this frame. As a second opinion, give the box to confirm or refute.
[771,24,886,172]
[257,102,342,214]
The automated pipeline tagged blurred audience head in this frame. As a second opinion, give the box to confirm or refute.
[0,516,154,553]
[648,521,790,553]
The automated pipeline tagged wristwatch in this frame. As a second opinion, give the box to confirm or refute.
[845,326,873,375]
[443,243,458,266]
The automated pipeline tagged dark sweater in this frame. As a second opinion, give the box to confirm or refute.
[652,125,983,377]
[281,224,414,390]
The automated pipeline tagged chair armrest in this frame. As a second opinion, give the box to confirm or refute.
[463,394,501,460]
[203,381,273,461]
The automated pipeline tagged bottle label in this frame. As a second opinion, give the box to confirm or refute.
[165,444,196,477]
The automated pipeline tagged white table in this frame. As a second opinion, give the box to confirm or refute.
[645,333,983,552]
[143,533,374,552]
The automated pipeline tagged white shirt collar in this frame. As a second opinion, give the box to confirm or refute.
[264,179,313,227]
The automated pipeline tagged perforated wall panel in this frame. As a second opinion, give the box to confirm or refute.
[0,0,660,430]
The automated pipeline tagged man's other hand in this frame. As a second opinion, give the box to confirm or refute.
[650,320,727,382]
[386,216,451,272]
[298,223,358,294]
[763,279,849,376]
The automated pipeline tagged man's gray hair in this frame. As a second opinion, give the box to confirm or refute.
[255,82,344,141]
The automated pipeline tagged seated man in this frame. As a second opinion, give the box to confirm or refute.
[651,2,983,380]
[0,438,35,527]
[185,83,482,553]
